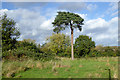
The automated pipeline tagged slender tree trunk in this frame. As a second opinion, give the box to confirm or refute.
[71,28,74,60]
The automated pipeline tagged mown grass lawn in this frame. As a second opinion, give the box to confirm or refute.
[3,57,118,78]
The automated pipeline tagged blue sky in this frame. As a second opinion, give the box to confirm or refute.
[0,2,118,46]
[2,2,117,19]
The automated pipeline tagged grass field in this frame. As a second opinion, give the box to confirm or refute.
[2,57,118,78]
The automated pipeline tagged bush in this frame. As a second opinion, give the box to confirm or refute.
[2,47,54,61]
[74,35,95,57]
[89,50,101,57]
[2,40,55,61]
[89,46,118,57]
[16,40,42,53]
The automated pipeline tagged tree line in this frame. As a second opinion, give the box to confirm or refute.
[1,12,119,61]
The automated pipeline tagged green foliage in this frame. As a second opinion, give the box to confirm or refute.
[74,35,95,57]
[52,11,84,33]
[89,46,118,57]
[2,39,54,61]
[52,11,84,60]
[103,46,116,56]
[116,47,120,56]
[41,33,71,56]
[89,49,102,57]
[1,14,20,51]
[16,39,41,53]
[2,46,54,61]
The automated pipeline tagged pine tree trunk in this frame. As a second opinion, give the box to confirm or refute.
[71,28,74,60]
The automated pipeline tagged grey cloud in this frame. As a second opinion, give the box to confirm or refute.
[86,4,97,11]
[2,7,118,46]
[20,29,53,44]
[82,27,109,35]
[58,2,97,12]
[58,2,86,12]
[3,8,54,44]
[11,2,47,9]
[62,17,118,46]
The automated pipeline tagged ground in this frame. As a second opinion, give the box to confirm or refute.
[2,57,118,78]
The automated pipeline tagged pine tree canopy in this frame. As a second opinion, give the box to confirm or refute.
[52,11,84,33]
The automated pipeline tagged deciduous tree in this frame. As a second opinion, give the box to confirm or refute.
[1,14,20,51]
[74,35,95,57]
[41,33,70,56]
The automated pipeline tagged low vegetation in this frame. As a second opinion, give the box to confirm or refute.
[1,13,119,78]
[2,57,118,78]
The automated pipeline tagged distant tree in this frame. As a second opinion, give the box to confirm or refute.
[1,14,20,51]
[74,35,95,57]
[23,39,36,44]
[52,11,84,60]
[41,33,70,56]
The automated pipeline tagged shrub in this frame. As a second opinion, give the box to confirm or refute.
[16,40,42,53]
[89,49,101,57]
[89,46,118,57]
[74,35,95,57]
[2,47,54,61]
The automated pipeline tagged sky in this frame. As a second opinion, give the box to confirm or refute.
[0,1,119,46]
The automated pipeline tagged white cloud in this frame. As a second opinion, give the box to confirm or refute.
[40,18,54,30]
[1,7,118,46]
[0,8,54,44]
[95,34,110,40]
[77,13,87,20]
[105,2,118,16]
[0,9,8,16]
[85,18,108,29]
[81,16,118,46]
[87,33,92,36]
[87,4,97,11]
[61,16,118,46]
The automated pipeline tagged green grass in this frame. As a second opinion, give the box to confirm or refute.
[2,57,118,78]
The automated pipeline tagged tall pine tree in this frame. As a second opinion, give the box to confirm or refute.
[52,12,84,60]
